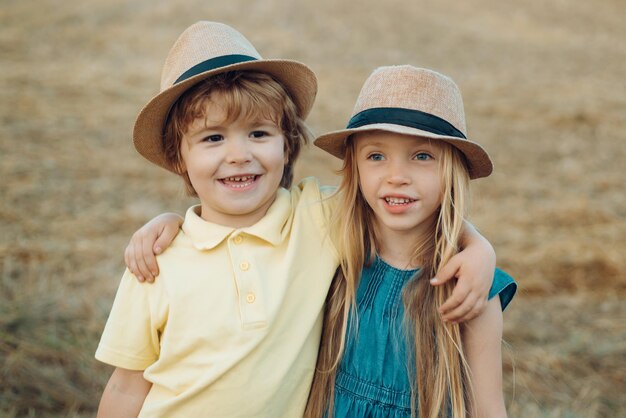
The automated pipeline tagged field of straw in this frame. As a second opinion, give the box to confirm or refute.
[1,0,624,416]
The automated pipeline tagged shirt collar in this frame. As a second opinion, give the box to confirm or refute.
[182,188,292,250]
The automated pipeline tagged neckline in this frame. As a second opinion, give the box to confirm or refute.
[374,255,420,274]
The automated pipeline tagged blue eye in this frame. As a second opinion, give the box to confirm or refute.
[415,152,432,161]
[368,153,385,161]
[202,134,223,143]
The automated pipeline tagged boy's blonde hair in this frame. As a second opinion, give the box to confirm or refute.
[163,71,311,196]
[305,137,474,418]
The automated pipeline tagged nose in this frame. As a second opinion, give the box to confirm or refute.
[386,159,411,185]
[225,137,252,164]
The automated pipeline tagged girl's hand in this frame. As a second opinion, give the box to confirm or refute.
[124,213,183,283]
[431,226,495,323]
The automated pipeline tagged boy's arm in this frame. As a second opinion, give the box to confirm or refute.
[97,367,152,418]
[432,221,495,323]
[125,213,183,282]
[462,298,507,417]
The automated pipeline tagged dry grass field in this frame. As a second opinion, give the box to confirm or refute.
[1,0,624,416]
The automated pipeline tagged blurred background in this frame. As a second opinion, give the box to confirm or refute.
[1,0,624,416]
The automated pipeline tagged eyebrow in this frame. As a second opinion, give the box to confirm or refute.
[245,118,280,128]
[358,140,441,156]
[200,123,224,131]
[197,116,228,131]
[185,123,223,137]
[358,140,387,150]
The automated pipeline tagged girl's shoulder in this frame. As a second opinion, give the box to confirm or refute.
[490,268,517,311]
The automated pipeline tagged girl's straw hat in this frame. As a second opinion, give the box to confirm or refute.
[314,65,493,179]
[133,21,318,172]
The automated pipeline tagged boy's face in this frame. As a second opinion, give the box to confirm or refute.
[180,98,287,228]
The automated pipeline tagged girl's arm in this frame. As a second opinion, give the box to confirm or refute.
[124,213,183,282]
[97,367,152,418]
[432,221,495,323]
[463,297,507,418]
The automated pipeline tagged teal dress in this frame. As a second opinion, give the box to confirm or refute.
[331,257,517,417]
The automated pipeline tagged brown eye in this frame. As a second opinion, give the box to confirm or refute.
[202,134,223,143]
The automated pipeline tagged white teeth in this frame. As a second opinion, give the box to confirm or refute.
[221,175,256,188]
[224,176,254,182]
[385,197,413,205]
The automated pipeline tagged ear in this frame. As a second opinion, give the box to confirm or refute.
[174,158,187,174]
[176,142,188,173]
[283,142,290,165]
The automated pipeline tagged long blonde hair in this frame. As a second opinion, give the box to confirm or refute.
[305,136,473,418]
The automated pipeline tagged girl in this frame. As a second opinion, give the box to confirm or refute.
[305,65,516,417]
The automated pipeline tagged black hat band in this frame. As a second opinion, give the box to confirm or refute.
[347,107,466,139]
[174,54,258,84]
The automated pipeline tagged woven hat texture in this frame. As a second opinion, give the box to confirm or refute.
[133,21,317,172]
[314,65,492,179]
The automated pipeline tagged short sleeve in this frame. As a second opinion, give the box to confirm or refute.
[488,268,517,311]
[294,177,338,216]
[95,268,167,370]
[292,177,339,253]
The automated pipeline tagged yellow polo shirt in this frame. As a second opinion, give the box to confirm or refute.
[96,178,339,417]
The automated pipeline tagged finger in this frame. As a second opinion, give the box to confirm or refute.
[460,298,486,322]
[431,255,461,285]
[442,293,479,323]
[126,242,144,282]
[142,232,160,279]
[153,223,179,255]
[124,243,131,272]
[439,282,470,314]
[134,235,154,282]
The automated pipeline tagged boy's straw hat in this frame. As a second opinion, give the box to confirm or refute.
[133,21,317,172]
[314,65,492,179]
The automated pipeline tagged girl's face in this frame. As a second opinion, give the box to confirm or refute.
[354,131,444,241]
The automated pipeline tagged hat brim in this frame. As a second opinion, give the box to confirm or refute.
[314,123,493,179]
[133,59,317,172]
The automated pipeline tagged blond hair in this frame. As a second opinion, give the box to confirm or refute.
[163,71,311,196]
[305,138,473,418]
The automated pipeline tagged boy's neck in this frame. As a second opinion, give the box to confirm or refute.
[197,195,277,229]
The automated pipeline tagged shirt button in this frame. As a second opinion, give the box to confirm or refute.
[233,235,243,245]
[246,293,256,303]
[240,261,250,271]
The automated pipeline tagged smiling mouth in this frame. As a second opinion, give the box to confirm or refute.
[220,175,259,188]
[384,196,416,206]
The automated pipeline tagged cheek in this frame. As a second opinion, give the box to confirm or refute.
[431,177,444,205]
[263,143,288,177]
[358,175,378,207]
[181,151,203,174]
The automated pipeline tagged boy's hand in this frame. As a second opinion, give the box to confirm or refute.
[124,213,183,283]
[431,229,496,323]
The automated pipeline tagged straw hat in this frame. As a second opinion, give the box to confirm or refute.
[133,21,318,172]
[314,65,492,179]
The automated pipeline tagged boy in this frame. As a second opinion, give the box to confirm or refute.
[97,22,496,417]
